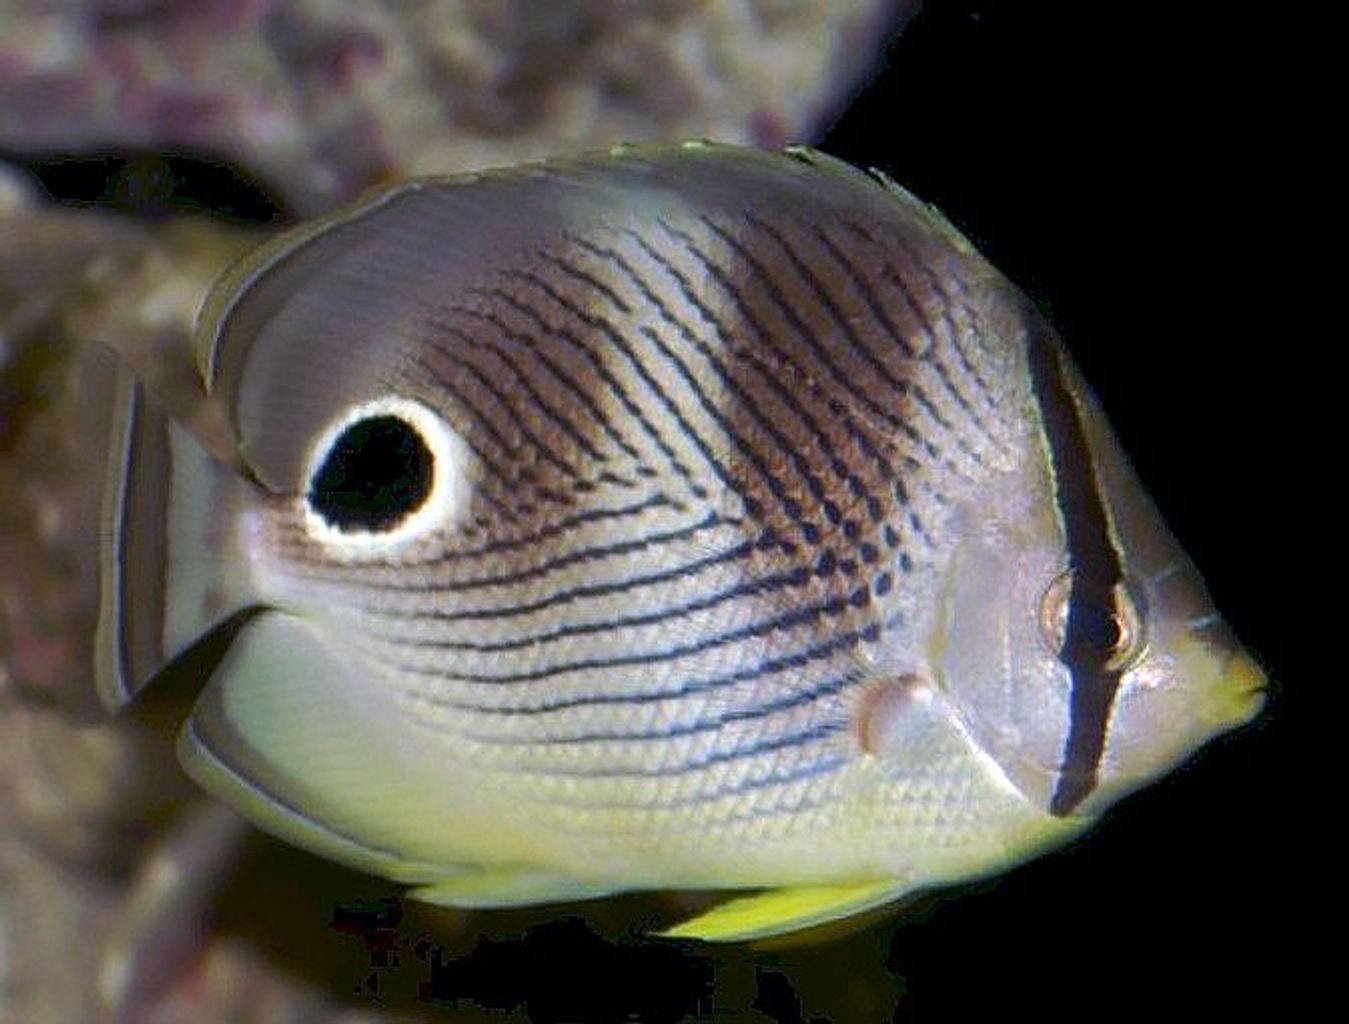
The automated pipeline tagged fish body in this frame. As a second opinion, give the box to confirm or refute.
[95,143,1264,940]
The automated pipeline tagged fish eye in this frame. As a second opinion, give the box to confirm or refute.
[309,415,432,531]
[1038,571,1146,672]
[301,396,471,554]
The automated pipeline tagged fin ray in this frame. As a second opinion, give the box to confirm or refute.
[95,368,169,709]
[94,367,257,710]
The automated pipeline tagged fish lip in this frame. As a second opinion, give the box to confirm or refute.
[1219,649,1269,697]
[1143,565,1269,703]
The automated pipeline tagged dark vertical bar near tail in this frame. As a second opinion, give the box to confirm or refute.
[1022,311,1127,816]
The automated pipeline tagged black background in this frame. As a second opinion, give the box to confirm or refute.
[10,1,1298,1020]
[814,2,1297,1019]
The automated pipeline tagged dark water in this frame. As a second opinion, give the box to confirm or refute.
[7,1,1295,1020]
[817,3,1294,1020]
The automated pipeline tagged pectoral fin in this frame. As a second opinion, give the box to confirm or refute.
[658,880,910,943]
[410,872,619,910]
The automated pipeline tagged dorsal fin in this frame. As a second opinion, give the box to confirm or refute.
[190,141,1003,498]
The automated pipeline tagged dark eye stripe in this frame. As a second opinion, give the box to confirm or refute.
[1024,313,1127,817]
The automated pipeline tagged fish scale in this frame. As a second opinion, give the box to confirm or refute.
[251,199,956,717]
[93,142,1265,940]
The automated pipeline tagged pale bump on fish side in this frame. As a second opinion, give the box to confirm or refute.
[91,142,1265,942]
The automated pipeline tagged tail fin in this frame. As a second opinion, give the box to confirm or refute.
[95,366,258,711]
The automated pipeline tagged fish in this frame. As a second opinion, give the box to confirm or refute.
[92,142,1265,942]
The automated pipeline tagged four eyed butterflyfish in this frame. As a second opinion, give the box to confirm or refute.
[94,143,1265,941]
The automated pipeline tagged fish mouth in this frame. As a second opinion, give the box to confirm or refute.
[1180,609,1267,720]
[1140,559,1268,725]
[1217,648,1268,722]
[1222,649,1267,692]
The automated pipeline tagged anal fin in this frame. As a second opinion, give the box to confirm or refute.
[658,880,910,943]
[177,611,467,885]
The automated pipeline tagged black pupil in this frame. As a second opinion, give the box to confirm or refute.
[308,415,433,532]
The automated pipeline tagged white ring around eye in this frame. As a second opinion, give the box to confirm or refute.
[299,395,472,558]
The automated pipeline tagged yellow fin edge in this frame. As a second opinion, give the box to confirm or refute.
[658,880,909,943]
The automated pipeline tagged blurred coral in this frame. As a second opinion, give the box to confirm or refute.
[0,0,913,214]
